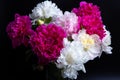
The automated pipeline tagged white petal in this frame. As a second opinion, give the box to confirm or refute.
[29,1,63,23]
[102,26,112,54]
[62,68,78,79]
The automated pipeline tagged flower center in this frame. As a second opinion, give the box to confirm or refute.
[66,53,74,64]
[80,34,94,51]
[37,19,45,25]
[36,17,52,25]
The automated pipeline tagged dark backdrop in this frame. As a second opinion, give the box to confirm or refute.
[1,0,120,80]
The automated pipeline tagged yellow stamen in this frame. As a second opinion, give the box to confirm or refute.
[80,34,94,51]
[37,19,44,25]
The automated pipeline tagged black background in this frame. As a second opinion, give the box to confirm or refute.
[1,0,120,80]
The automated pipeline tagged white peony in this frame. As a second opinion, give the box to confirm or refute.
[54,11,79,36]
[56,38,86,79]
[102,26,112,54]
[72,29,102,61]
[29,1,63,23]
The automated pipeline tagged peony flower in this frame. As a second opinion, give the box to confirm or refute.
[72,1,101,17]
[82,15,105,39]
[29,1,63,24]
[6,14,33,48]
[30,24,66,65]
[72,29,102,60]
[72,1,105,39]
[102,26,112,54]
[56,38,86,79]
[54,11,80,36]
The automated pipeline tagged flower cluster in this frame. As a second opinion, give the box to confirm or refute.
[6,1,112,79]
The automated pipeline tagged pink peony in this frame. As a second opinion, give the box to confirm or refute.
[54,11,80,36]
[82,15,105,39]
[30,24,66,65]
[6,14,33,48]
[72,1,101,17]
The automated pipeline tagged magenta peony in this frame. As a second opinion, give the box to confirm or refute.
[6,14,33,48]
[72,1,105,39]
[72,1,101,17]
[30,24,66,65]
[82,15,105,39]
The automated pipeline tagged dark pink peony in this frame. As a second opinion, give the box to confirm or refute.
[72,1,105,39]
[6,14,33,48]
[30,24,66,65]
[82,15,105,39]
[72,1,101,17]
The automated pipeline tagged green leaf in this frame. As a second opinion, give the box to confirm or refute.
[45,17,52,24]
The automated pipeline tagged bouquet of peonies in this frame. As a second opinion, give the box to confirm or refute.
[6,1,112,79]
